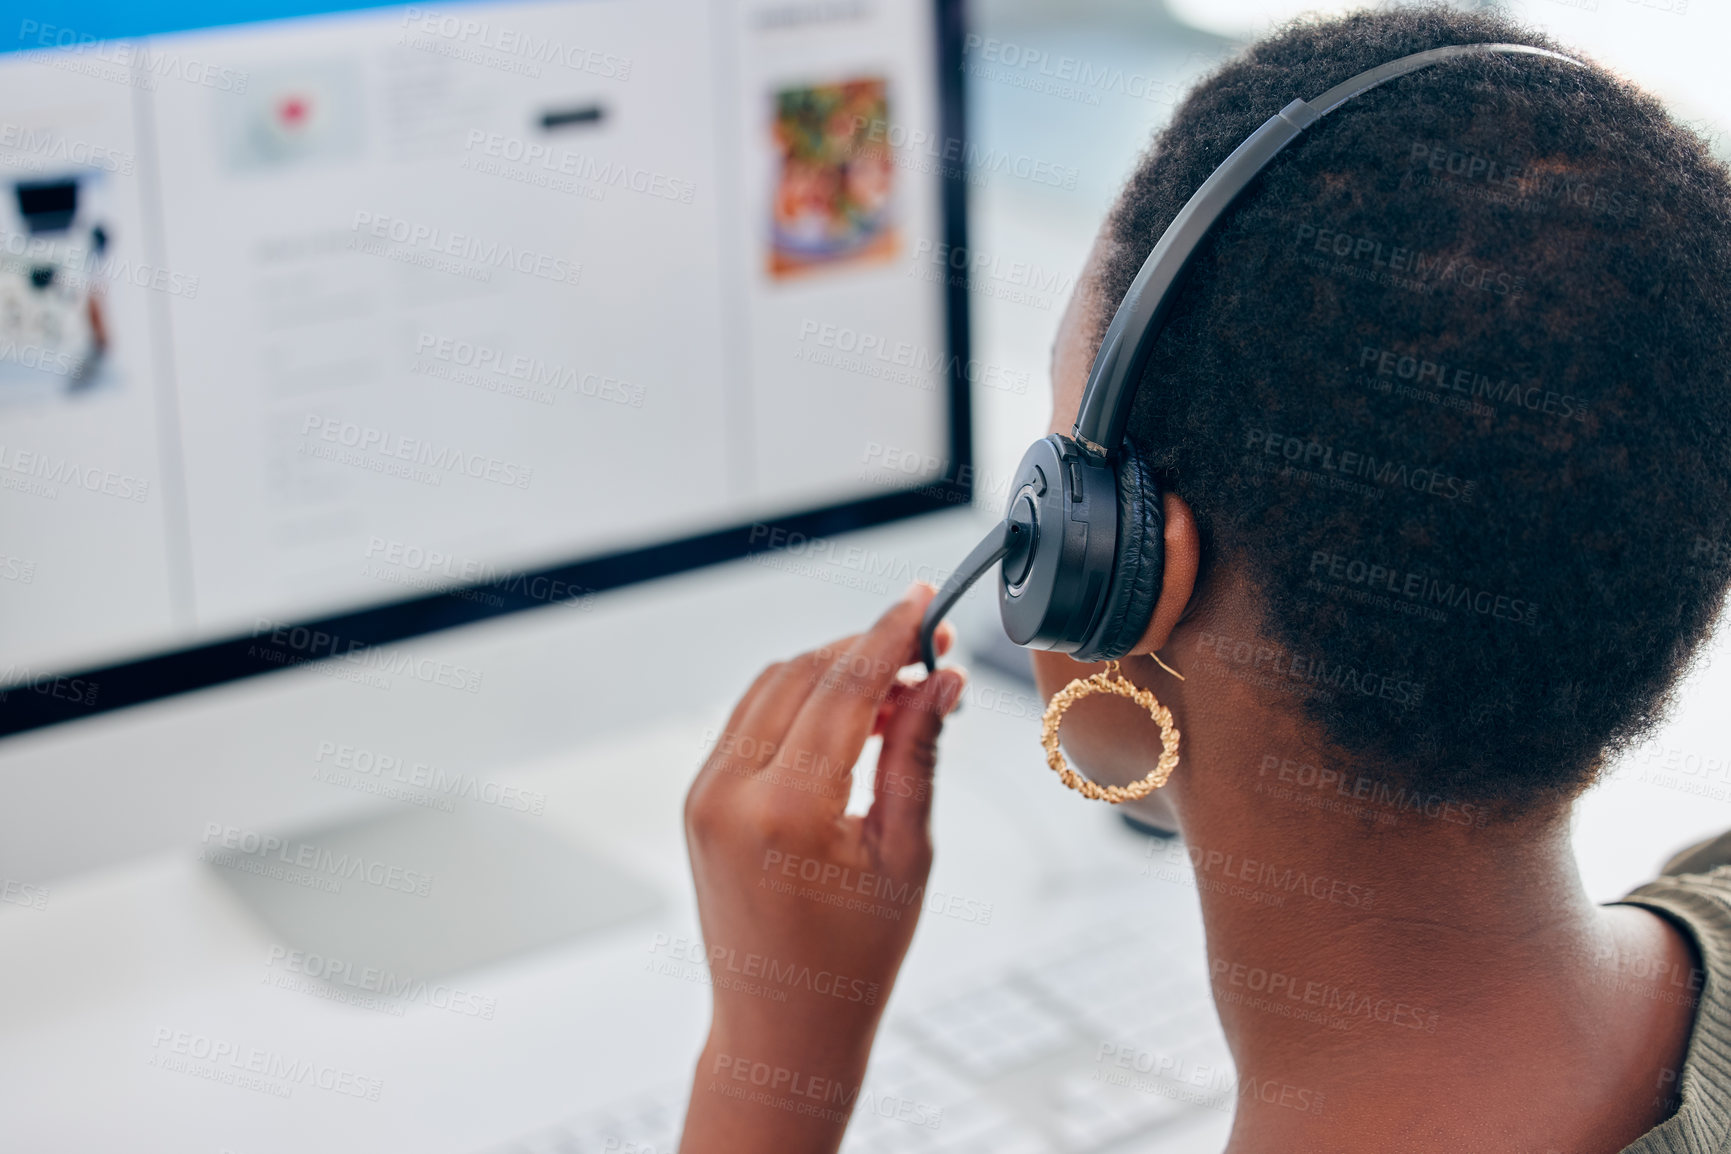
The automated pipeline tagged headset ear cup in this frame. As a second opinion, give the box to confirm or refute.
[1074,444,1165,662]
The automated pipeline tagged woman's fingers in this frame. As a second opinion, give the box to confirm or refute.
[776,585,937,818]
[717,659,785,742]
[868,667,966,843]
[693,630,862,787]
[871,620,955,736]
[687,659,787,815]
[695,585,955,819]
[730,635,859,759]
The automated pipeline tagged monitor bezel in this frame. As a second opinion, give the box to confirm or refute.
[0,0,974,739]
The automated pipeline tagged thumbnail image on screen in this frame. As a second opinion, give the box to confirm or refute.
[0,172,114,397]
[768,77,897,278]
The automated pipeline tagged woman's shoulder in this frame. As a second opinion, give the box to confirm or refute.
[1614,835,1731,1154]
[1626,833,1731,953]
[1624,829,1731,925]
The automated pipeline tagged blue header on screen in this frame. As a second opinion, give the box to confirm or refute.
[4,0,514,54]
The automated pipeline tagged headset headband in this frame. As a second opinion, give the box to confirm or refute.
[916,41,1586,673]
[1071,42,1584,458]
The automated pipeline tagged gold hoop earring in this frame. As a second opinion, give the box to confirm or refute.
[1041,654,1183,804]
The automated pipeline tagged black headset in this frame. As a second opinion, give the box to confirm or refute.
[918,42,1585,673]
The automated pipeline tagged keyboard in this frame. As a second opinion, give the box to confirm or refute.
[478,900,1236,1154]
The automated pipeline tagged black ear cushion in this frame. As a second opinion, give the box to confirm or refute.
[1075,444,1165,662]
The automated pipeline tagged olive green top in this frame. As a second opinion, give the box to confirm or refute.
[1618,832,1731,1153]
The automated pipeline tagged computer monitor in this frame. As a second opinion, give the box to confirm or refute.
[0,0,971,737]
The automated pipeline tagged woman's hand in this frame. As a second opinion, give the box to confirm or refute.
[678,583,966,1154]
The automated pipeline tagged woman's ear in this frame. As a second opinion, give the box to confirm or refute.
[1132,491,1201,654]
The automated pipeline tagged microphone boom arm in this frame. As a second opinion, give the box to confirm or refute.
[919,519,1024,672]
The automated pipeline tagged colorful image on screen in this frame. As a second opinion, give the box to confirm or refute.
[0,170,113,399]
[768,77,895,278]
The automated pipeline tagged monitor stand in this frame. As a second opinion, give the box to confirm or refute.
[206,802,661,982]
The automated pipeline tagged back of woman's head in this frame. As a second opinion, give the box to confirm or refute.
[1088,5,1731,814]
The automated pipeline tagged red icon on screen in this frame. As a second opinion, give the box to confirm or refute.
[276,95,311,131]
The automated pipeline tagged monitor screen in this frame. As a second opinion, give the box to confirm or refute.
[0,0,971,736]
